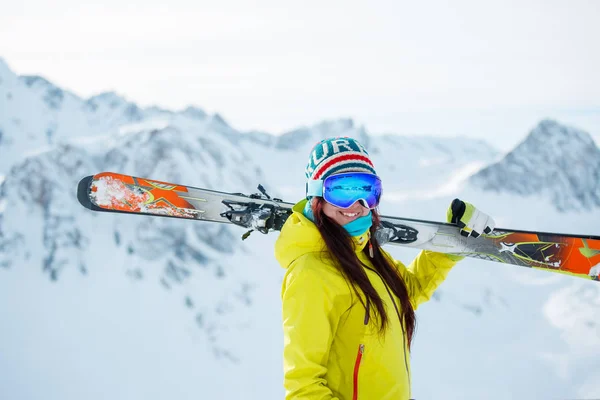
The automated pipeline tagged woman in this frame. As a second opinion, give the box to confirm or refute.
[274,137,495,400]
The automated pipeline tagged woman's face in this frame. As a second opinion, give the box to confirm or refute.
[322,200,370,226]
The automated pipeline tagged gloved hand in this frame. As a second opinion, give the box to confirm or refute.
[447,198,496,238]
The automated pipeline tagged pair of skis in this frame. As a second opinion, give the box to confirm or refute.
[77,172,600,282]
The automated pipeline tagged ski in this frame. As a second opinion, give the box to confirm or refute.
[78,172,600,282]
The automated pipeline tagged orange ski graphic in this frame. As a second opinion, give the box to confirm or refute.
[90,172,204,219]
[483,231,600,280]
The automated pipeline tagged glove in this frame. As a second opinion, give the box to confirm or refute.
[447,198,495,238]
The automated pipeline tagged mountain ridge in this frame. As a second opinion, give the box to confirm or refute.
[469,119,600,212]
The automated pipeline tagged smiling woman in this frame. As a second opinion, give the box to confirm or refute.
[274,136,495,399]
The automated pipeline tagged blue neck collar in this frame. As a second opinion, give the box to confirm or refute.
[303,200,372,236]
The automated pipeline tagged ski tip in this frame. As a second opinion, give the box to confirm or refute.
[77,175,97,211]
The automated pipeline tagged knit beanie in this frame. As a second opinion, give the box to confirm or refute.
[305,137,377,181]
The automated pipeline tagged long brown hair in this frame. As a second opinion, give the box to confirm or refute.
[312,198,416,348]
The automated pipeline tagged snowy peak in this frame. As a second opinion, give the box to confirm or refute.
[211,112,230,127]
[312,118,356,133]
[524,118,596,149]
[0,58,22,92]
[21,75,55,89]
[275,118,369,150]
[470,119,600,211]
[181,106,207,120]
[20,75,70,110]
[85,91,129,111]
[85,91,144,123]
[0,58,13,81]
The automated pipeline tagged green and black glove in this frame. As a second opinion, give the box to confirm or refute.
[447,198,496,238]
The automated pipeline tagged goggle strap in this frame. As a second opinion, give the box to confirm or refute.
[306,179,324,197]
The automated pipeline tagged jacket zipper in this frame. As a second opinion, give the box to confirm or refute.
[351,301,370,400]
[352,343,365,400]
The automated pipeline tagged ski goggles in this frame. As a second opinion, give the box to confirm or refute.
[306,172,382,209]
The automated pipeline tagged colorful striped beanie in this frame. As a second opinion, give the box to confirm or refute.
[305,137,377,181]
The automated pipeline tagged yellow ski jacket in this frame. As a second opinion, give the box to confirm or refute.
[274,200,460,400]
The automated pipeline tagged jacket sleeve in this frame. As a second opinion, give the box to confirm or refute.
[281,258,342,400]
[386,250,461,310]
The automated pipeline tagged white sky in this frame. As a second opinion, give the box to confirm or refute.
[1,0,599,150]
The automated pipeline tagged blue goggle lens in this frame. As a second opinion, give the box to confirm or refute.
[323,173,382,209]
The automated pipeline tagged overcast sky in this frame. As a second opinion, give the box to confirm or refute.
[2,0,599,150]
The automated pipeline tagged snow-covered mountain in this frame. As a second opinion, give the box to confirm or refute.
[0,59,127,171]
[0,57,240,175]
[470,119,600,212]
[236,118,500,205]
[1,58,600,400]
